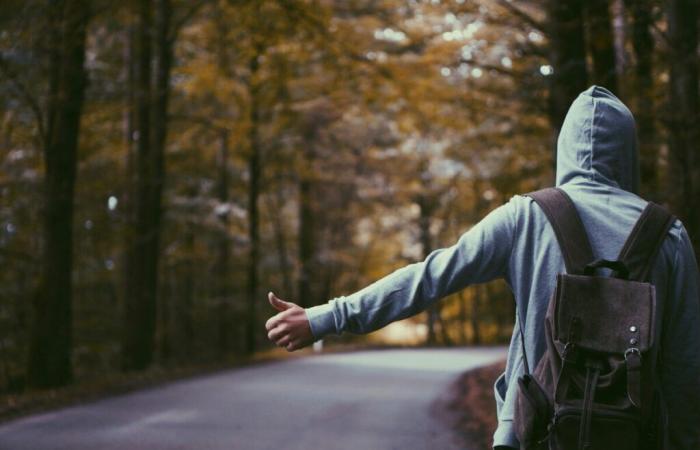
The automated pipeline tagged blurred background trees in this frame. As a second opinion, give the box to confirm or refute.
[0,0,697,390]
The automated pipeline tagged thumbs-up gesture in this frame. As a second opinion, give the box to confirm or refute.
[265,292,314,352]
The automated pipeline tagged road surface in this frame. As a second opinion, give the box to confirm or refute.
[0,347,506,450]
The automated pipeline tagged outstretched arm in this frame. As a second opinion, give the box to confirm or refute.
[266,199,516,350]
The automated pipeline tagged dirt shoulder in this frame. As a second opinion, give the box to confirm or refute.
[443,360,506,450]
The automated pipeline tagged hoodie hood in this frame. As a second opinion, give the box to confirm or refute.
[555,85,639,193]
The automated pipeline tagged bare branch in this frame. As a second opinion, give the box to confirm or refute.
[169,112,233,133]
[169,0,208,43]
[495,0,545,33]
[0,55,46,146]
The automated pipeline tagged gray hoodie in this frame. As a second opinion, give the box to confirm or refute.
[305,85,700,449]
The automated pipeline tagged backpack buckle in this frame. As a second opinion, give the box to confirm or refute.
[624,347,642,408]
[624,347,641,360]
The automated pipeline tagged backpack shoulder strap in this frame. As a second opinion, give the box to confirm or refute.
[517,187,595,375]
[617,202,675,282]
[526,187,595,275]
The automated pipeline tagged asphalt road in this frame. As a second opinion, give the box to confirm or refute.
[0,347,506,450]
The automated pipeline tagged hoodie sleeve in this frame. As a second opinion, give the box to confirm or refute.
[660,225,700,450]
[305,199,516,339]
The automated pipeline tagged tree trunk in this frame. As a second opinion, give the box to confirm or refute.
[122,0,152,371]
[157,276,171,363]
[471,285,481,345]
[27,0,89,388]
[546,0,588,168]
[626,0,658,197]
[436,306,453,346]
[122,0,172,371]
[216,130,231,355]
[181,221,195,357]
[246,50,262,355]
[458,290,467,344]
[585,0,618,93]
[417,191,440,346]
[297,167,314,308]
[151,0,171,361]
[150,0,170,255]
[666,0,699,256]
[124,20,137,196]
[611,0,628,84]
[268,183,294,297]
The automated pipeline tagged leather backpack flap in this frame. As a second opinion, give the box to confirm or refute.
[553,274,656,354]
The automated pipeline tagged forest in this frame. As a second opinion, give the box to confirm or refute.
[0,0,697,392]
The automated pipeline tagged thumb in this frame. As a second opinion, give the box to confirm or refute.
[268,291,294,312]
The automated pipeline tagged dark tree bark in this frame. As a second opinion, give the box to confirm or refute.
[297,118,323,311]
[296,100,339,313]
[472,285,481,345]
[215,130,231,355]
[150,0,171,232]
[625,0,658,197]
[666,0,699,255]
[151,0,172,364]
[157,277,171,363]
[121,7,137,365]
[122,0,172,371]
[27,0,89,388]
[297,168,314,309]
[585,0,619,93]
[122,0,155,370]
[123,0,153,371]
[546,0,589,165]
[180,221,196,357]
[124,21,137,191]
[417,185,445,346]
[418,193,434,344]
[267,184,294,297]
[457,290,467,344]
[612,0,628,82]
[246,49,262,355]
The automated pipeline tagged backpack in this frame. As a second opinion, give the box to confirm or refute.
[513,187,675,450]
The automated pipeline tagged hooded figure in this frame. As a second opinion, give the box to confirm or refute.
[293,86,700,449]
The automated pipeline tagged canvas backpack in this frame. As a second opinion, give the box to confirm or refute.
[513,187,675,450]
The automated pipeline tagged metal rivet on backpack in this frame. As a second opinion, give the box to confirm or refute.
[630,338,638,345]
[630,326,637,333]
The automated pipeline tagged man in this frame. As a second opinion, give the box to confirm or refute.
[264,86,700,449]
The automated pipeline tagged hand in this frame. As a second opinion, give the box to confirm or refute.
[264,292,314,352]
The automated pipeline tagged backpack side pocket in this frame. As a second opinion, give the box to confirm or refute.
[515,373,553,449]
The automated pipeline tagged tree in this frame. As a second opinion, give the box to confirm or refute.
[122,0,156,371]
[585,0,618,93]
[122,0,175,371]
[626,0,658,197]
[545,0,588,151]
[214,130,232,355]
[245,39,263,354]
[27,0,90,388]
[666,0,699,255]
